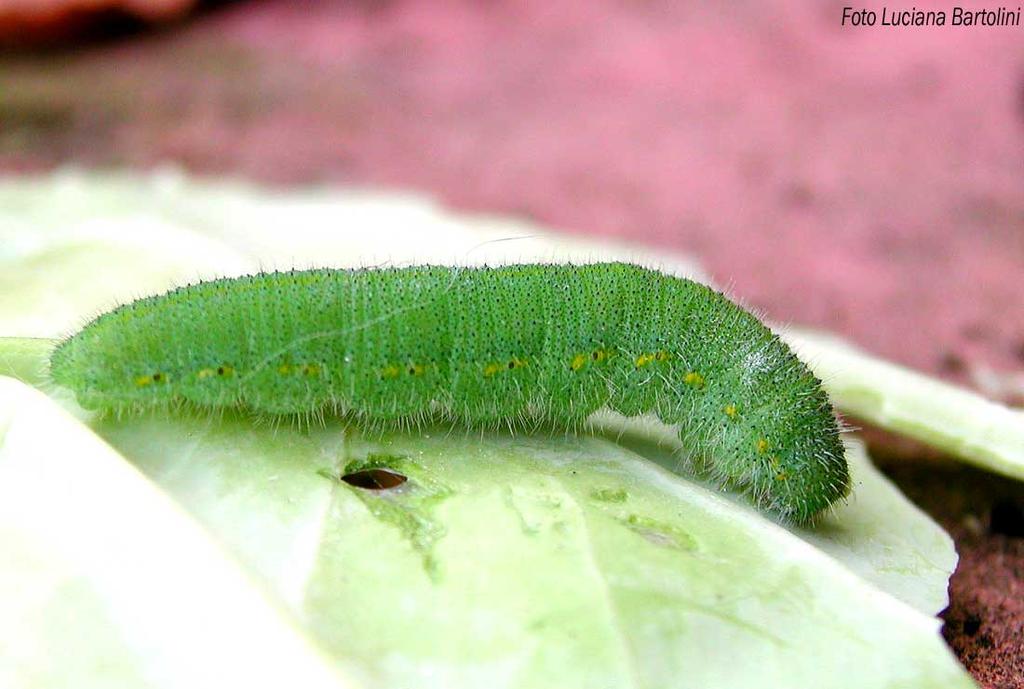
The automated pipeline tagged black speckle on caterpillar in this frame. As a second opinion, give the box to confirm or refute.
[49,262,849,522]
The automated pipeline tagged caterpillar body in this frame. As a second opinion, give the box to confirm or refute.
[49,262,848,522]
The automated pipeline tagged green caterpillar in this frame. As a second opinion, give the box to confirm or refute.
[49,262,848,522]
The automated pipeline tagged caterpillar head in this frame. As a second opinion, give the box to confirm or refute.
[755,412,850,524]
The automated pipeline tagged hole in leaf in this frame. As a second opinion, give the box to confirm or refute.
[341,467,408,490]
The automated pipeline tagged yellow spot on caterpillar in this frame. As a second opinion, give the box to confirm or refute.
[197,368,215,379]
[592,349,610,363]
[217,365,234,377]
[724,404,738,419]
[774,470,789,481]
[635,353,654,367]
[486,358,529,376]
[756,438,770,454]
[303,364,321,376]
[278,363,292,375]
[135,373,168,386]
[406,363,423,376]
[381,365,400,379]
[654,350,671,362]
[683,372,705,388]
[571,353,588,371]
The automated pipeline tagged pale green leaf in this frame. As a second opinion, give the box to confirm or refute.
[789,330,1024,481]
[0,352,973,689]
[0,376,355,689]
[0,172,977,688]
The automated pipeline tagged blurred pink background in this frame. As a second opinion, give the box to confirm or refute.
[3,0,1023,393]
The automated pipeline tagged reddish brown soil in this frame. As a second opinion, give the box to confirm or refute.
[1,1,1022,685]
[870,429,1024,689]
